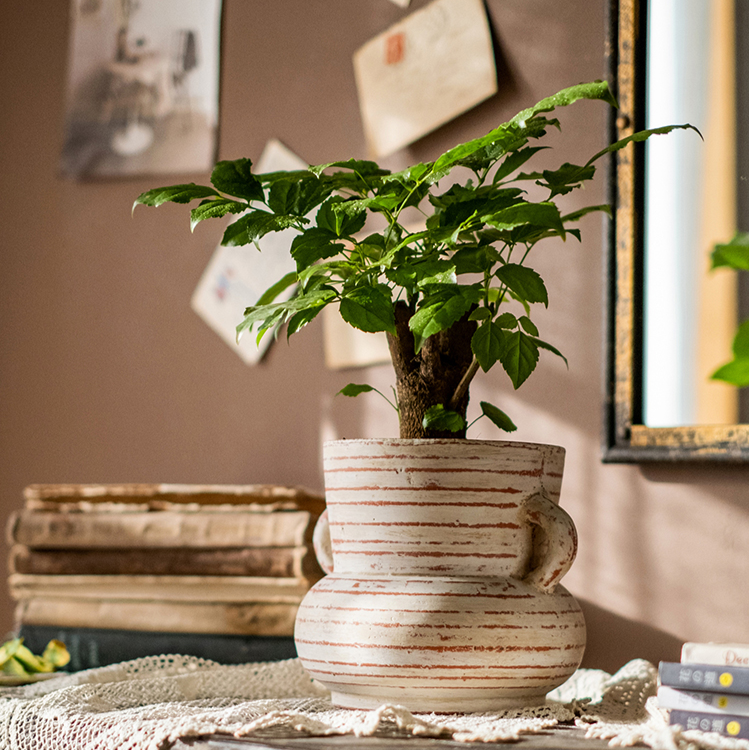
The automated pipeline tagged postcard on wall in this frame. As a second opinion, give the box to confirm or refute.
[60,0,222,179]
[353,0,497,158]
[323,305,392,370]
[191,140,308,365]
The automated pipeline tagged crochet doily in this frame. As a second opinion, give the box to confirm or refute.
[0,655,746,750]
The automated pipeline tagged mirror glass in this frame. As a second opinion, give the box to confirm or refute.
[643,0,745,427]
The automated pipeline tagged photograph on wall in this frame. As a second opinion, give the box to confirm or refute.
[60,0,222,179]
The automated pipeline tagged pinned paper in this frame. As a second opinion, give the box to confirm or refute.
[323,305,392,370]
[353,0,497,158]
[191,139,307,364]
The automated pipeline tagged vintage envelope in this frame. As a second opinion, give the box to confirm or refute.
[353,0,497,158]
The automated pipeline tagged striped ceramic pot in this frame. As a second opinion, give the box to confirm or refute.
[294,438,586,712]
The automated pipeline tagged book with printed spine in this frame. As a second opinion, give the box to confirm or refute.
[681,643,749,669]
[668,709,749,739]
[658,685,749,717]
[659,662,749,695]
[8,544,323,578]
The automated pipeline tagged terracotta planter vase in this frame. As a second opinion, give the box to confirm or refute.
[294,438,586,712]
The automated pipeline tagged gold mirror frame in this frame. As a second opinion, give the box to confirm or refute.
[604,0,749,461]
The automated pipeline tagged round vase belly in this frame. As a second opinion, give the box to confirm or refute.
[294,438,587,712]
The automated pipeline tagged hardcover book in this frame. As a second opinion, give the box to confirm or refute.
[17,624,297,671]
[8,544,323,578]
[22,483,325,513]
[659,662,749,695]
[8,574,319,603]
[658,685,749,717]
[7,508,318,549]
[669,709,749,739]
[681,643,749,669]
[15,597,300,636]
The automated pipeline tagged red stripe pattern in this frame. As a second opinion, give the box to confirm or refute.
[294,439,586,712]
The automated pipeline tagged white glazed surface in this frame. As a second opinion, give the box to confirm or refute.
[295,439,586,712]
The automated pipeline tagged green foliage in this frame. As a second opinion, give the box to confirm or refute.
[710,232,749,386]
[134,80,696,435]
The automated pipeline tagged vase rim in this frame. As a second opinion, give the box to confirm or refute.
[323,437,564,452]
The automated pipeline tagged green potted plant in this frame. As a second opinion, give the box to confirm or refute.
[134,81,693,711]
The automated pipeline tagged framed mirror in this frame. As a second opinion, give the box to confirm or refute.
[604,0,749,460]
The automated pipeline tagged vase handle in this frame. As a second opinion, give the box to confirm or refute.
[520,490,577,593]
[313,509,334,574]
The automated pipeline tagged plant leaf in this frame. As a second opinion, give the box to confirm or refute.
[530,336,569,367]
[495,264,549,306]
[711,357,749,387]
[712,232,749,270]
[422,404,466,432]
[256,271,298,306]
[338,383,375,397]
[586,123,702,166]
[133,183,219,210]
[290,228,343,269]
[190,199,247,231]
[221,211,299,247]
[480,401,517,432]
[409,290,474,344]
[211,158,265,202]
[339,286,395,333]
[472,321,507,372]
[499,330,540,389]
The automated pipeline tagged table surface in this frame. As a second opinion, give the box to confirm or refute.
[174,725,623,750]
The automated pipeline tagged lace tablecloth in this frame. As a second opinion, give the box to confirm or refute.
[0,655,746,750]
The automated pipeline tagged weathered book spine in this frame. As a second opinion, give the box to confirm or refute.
[8,544,323,578]
[17,624,297,671]
[669,709,749,739]
[8,574,318,603]
[23,483,326,513]
[681,643,749,669]
[15,597,300,636]
[660,662,749,694]
[7,509,318,548]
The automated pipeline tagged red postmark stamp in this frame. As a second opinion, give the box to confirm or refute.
[385,32,405,65]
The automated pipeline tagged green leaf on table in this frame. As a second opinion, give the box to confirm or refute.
[422,404,466,432]
[480,401,517,432]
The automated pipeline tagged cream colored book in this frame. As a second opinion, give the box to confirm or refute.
[8,574,318,604]
[7,508,317,549]
[15,598,299,636]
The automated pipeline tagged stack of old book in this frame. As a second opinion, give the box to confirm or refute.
[659,642,749,739]
[6,483,325,671]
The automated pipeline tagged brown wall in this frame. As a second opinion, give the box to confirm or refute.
[1,0,747,674]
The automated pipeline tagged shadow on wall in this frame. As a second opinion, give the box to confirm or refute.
[579,598,682,673]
